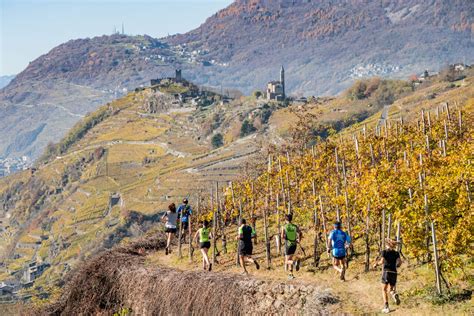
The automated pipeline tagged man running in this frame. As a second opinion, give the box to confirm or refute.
[193,220,213,271]
[236,218,260,274]
[281,213,302,279]
[327,221,351,281]
[177,198,192,241]
[373,239,402,313]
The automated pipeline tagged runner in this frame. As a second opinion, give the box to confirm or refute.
[161,203,178,255]
[193,220,213,271]
[281,213,302,279]
[373,238,402,313]
[236,218,260,274]
[327,221,351,281]
[177,198,192,241]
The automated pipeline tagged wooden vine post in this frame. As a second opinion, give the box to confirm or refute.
[211,185,217,264]
[188,195,195,262]
[251,182,257,244]
[342,159,353,256]
[431,221,442,295]
[381,208,386,252]
[365,202,371,272]
[263,155,272,268]
[221,191,227,255]
[230,182,240,266]
[319,195,330,257]
[312,180,320,267]
[424,194,432,262]
[275,193,281,256]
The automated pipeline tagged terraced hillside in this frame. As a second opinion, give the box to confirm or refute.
[0,70,472,304]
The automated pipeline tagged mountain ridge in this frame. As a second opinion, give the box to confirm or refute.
[0,0,472,160]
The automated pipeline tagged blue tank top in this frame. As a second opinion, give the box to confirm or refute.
[329,229,350,257]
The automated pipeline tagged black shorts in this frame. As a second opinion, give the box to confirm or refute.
[200,241,211,249]
[285,243,297,256]
[333,255,346,260]
[381,270,397,286]
[165,227,177,233]
[181,221,189,230]
[239,242,253,256]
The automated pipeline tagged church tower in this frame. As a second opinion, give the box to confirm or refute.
[280,65,285,99]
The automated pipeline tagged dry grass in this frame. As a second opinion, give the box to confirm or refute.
[36,235,338,315]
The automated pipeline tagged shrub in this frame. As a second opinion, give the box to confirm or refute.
[240,119,256,137]
[260,108,272,124]
[252,90,263,99]
[211,133,224,149]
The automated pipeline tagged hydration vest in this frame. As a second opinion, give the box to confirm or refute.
[199,227,210,242]
[284,223,298,245]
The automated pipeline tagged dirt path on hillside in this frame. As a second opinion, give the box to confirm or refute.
[148,236,471,315]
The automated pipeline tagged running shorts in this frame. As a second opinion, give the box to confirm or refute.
[200,241,211,249]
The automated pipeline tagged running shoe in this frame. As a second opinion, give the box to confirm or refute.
[391,292,400,305]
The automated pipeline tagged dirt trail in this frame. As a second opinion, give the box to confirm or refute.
[38,235,339,315]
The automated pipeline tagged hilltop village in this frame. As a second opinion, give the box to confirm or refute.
[0,157,31,178]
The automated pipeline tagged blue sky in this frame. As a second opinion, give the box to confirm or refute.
[0,0,233,75]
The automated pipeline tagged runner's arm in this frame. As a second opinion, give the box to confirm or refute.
[297,226,302,243]
[193,229,200,244]
[326,232,333,252]
[236,227,243,240]
[373,256,384,268]
[345,233,352,248]
[396,257,402,267]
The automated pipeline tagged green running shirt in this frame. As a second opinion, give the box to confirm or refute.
[199,228,210,242]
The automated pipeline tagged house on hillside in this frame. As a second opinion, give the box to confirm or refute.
[266,66,286,101]
[22,261,50,284]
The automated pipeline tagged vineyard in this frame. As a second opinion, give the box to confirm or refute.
[190,99,473,296]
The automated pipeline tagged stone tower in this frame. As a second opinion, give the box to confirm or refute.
[175,69,182,82]
[280,65,285,98]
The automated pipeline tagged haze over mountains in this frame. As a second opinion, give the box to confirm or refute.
[0,75,15,90]
[0,0,473,160]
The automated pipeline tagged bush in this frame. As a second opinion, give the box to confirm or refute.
[240,119,256,137]
[260,108,272,124]
[211,133,224,149]
[346,78,381,100]
[252,90,263,99]
[346,78,412,106]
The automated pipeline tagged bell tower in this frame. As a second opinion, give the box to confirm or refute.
[280,65,285,99]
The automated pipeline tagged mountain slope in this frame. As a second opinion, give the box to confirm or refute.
[0,35,181,160]
[0,0,472,161]
[169,0,473,95]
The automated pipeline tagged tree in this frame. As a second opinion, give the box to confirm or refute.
[211,133,224,148]
[253,90,263,99]
[240,120,256,137]
[260,108,272,124]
